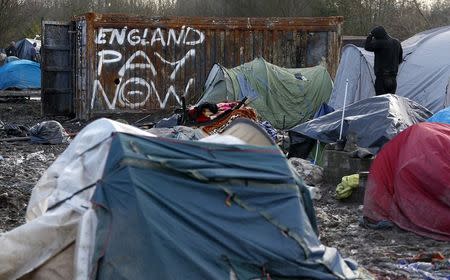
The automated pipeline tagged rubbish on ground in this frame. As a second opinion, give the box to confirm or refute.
[2,123,28,137]
[359,217,394,230]
[400,252,446,264]
[336,174,359,200]
[306,185,322,200]
[29,121,69,144]
[395,261,450,280]
[0,136,30,142]
[288,157,324,186]
[26,151,46,161]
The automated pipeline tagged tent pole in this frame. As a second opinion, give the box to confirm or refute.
[314,140,320,165]
[339,79,349,140]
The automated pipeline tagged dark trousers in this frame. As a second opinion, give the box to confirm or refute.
[375,75,397,95]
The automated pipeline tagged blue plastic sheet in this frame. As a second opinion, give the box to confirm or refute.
[0,60,40,90]
[91,133,358,279]
[427,107,450,124]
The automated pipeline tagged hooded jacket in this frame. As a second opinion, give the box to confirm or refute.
[364,26,403,76]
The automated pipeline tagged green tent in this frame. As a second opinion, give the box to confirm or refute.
[197,57,333,129]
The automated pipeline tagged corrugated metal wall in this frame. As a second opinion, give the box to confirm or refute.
[73,13,342,119]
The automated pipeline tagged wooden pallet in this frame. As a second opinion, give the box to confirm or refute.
[0,90,41,98]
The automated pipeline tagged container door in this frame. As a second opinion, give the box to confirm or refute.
[41,21,74,116]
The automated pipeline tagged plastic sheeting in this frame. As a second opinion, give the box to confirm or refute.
[289,95,432,153]
[147,125,205,140]
[15,38,41,61]
[198,57,333,129]
[428,107,450,124]
[91,133,358,280]
[363,122,450,241]
[329,25,450,112]
[29,121,69,144]
[0,60,40,90]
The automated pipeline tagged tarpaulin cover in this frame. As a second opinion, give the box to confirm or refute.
[0,60,40,90]
[289,95,432,153]
[329,25,450,112]
[363,122,450,241]
[15,38,41,61]
[288,103,334,159]
[29,121,69,144]
[197,57,333,129]
[428,107,450,124]
[91,133,358,279]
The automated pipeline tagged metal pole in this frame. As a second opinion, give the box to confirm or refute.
[339,79,349,140]
[313,139,320,165]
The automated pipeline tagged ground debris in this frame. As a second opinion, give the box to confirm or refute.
[0,100,449,279]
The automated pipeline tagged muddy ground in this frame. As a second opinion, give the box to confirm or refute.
[1,99,448,279]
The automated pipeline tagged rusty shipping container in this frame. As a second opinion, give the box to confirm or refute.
[41,13,343,119]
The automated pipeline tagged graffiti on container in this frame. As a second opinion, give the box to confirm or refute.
[91,26,204,109]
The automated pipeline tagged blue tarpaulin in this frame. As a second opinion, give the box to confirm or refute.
[90,133,358,279]
[427,107,450,124]
[0,60,40,90]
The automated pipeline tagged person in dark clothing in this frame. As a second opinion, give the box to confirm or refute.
[5,41,17,57]
[364,26,403,95]
[30,42,39,62]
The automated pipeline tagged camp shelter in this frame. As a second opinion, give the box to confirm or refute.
[197,57,333,129]
[0,119,360,280]
[289,95,432,155]
[364,122,450,241]
[15,38,41,61]
[329,25,450,112]
[0,60,41,90]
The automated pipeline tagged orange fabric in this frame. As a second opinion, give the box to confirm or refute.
[202,108,258,135]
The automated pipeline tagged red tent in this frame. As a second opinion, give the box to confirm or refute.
[363,122,450,241]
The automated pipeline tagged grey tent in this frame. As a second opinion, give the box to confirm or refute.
[329,25,450,112]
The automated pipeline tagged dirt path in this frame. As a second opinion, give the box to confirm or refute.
[1,99,448,279]
[315,185,449,279]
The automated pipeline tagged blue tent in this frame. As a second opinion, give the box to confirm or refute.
[15,38,41,61]
[0,60,40,90]
[90,132,358,279]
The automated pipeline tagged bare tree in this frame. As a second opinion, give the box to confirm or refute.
[174,0,315,17]
[1,0,449,48]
